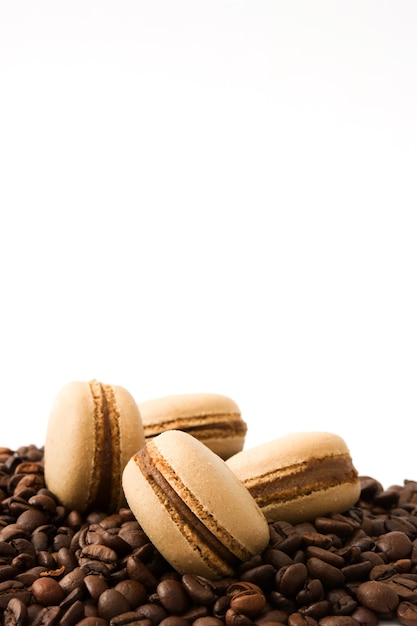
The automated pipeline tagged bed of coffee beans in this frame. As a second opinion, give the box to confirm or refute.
[1,446,417,626]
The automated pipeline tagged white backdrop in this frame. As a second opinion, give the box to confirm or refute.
[1,1,417,505]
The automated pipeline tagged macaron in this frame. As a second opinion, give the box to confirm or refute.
[44,379,145,514]
[138,393,247,459]
[226,431,361,523]
[122,429,269,579]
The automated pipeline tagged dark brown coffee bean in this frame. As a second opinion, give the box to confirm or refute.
[375,531,413,560]
[356,580,399,614]
[0,580,31,610]
[31,576,66,606]
[115,579,147,608]
[325,588,357,615]
[225,608,255,626]
[16,508,48,533]
[31,605,62,626]
[287,613,318,626]
[350,606,379,626]
[298,601,332,620]
[110,613,151,626]
[314,518,353,538]
[157,579,190,614]
[2,597,28,626]
[305,547,344,569]
[182,574,216,606]
[135,603,168,626]
[59,601,85,626]
[126,555,158,589]
[397,600,417,626]
[276,563,308,597]
[306,558,344,589]
[59,567,86,595]
[296,578,324,606]
[98,588,132,620]
[193,618,225,626]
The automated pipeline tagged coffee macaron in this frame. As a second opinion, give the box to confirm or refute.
[44,379,145,514]
[226,431,361,523]
[138,393,247,459]
[122,429,269,579]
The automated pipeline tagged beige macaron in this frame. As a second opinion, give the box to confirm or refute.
[226,431,361,523]
[44,380,145,513]
[138,393,247,460]
[122,429,269,579]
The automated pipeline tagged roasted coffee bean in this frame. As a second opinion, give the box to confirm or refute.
[98,588,132,620]
[115,579,148,608]
[59,600,85,626]
[397,600,417,626]
[157,579,190,614]
[193,618,225,626]
[356,580,399,615]
[126,555,158,589]
[32,576,66,606]
[276,563,308,597]
[375,531,413,560]
[109,612,151,626]
[182,574,216,606]
[228,582,266,617]
[296,578,324,606]
[135,603,169,626]
[76,619,108,626]
[287,613,318,626]
[84,574,109,600]
[350,605,379,626]
[225,608,255,626]
[306,558,344,589]
[2,597,28,626]
[0,580,31,609]
[31,605,62,626]
[325,588,357,615]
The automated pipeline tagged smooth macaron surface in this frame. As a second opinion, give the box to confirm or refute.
[138,393,247,459]
[122,429,269,579]
[44,380,145,514]
[226,431,361,523]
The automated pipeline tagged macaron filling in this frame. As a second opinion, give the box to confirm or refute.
[89,380,121,512]
[144,417,247,440]
[244,454,359,507]
[133,442,246,575]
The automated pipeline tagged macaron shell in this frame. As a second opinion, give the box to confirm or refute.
[112,384,146,478]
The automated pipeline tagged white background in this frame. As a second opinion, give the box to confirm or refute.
[1,0,417,506]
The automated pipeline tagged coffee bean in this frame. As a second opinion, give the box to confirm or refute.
[350,605,379,626]
[306,558,345,589]
[114,579,147,608]
[31,605,62,626]
[98,588,132,620]
[157,579,190,614]
[182,574,216,606]
[135,603,168,626]
[356,580,400,615]
[31,576,66,606]
[2,597,28,626]
[287,613,318,626]
[193,618,225,626]
[0,580,31,610]
[276,563,308,597]
[397,600,417,626]
[318,617,358,626]
[59,600,85,626]
[375,531,413,560]
[159,618,190,626]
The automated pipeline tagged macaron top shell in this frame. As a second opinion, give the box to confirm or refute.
[44,380,145,513]
[139,393,247,459]
[122,430,269,579]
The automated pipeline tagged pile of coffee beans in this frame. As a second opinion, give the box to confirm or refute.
[1,445,417,626]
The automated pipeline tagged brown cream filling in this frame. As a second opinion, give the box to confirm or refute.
[135,445,241,573]
[89,381,121,513]
[145,417,247,439]
[246,456,359,507]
